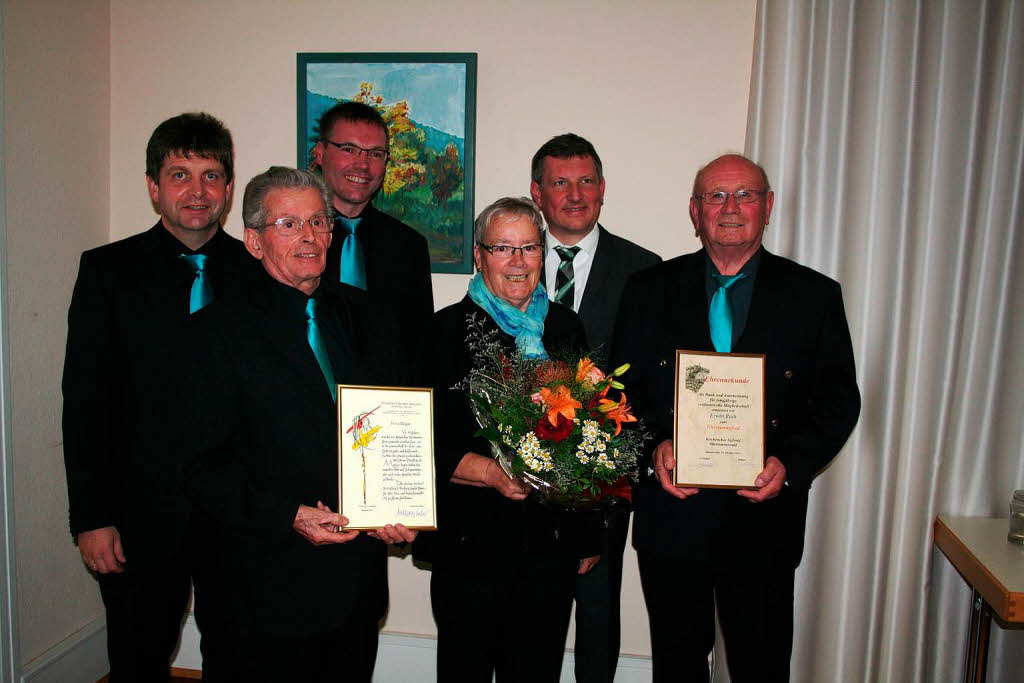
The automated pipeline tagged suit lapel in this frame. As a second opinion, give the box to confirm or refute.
[136,223,190,319]
[735,250,781,353]
[674,252,713,351]
[247,280,332,402]
[577,225,612,321]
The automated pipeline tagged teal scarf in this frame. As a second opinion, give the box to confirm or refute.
[468,272,549,359]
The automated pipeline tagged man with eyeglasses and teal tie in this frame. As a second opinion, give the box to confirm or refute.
[178,166,414,680]
[312,101,433,343]
[62,112,257,680]
[530,133,660,683]
[611,154,860,682]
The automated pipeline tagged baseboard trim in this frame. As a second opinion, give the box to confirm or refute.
[19,618,654,683]
[157,623,656,682]
[373,632,653,682]
[20,619,107,683]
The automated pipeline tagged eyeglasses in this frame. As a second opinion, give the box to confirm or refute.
[323,140,389,162]
[694,189,768,205]
[254,212,332,235]
[477,242,544,260]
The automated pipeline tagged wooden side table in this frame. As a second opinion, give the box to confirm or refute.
[933,515,1024,683]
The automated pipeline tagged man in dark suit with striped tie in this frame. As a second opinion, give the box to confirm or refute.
[62,112,256,680]
[530,133,661,683]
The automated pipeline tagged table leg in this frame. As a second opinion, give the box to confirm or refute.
[963,589,992,683]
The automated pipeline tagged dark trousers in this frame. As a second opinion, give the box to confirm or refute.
[200,610,379,682]
[431,552,577,683]
[638,549,796,683]
[97,562,192,682]
[572,505,630,683]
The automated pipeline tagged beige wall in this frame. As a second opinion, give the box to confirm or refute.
[4,0,111,665]
[4,0,755,668]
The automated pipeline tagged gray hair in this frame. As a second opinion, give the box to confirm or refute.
[474,196,545,245]
[242,166,332,229]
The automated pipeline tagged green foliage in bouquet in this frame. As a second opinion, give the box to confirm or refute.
[458,315,647,506]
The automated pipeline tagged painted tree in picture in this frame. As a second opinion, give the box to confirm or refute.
[306,75,468,267]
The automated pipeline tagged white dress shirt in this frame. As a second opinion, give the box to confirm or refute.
[544,226,601,311]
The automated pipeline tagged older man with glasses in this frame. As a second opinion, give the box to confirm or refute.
[611,154,860,682]
[179,166,415,681]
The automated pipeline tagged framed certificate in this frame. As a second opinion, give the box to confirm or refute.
[337,385,437,530]
[673,350,765,489]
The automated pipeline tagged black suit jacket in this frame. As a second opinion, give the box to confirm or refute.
[61,222,258,568]
[325,203,434,342]
[574,225,661,357]
[611,249,860,566]
[426,296,599,573]
[180,272,408,636]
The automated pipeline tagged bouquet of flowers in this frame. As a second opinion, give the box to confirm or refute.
[460,315,647,509]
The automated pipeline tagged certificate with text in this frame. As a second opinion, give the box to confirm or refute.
[673,351,765,489]
[337,385,437,530]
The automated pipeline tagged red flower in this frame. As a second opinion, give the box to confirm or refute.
[536,360,573,385]
[597,476,633,503]
[535,413,574,443]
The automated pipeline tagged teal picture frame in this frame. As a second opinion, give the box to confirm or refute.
[298,52,477,274]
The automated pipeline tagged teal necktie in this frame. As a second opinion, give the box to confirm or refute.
[180,253,212,314]
[553,245,581,310]
[306,298,337,401]
[709,273,746,352]
[336,216,367,290]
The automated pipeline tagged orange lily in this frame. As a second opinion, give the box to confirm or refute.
[540,385,582,425]
[597,393,638,435]
[575,358,605,387]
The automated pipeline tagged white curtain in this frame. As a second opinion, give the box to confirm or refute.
[738,0,1024,681]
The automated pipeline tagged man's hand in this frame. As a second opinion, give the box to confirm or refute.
[293,503,359,546]
[737,456,787,502]
[77,526,126,574]
[369,524,418,544]
[652,439,699,500]
[578,555,601,575]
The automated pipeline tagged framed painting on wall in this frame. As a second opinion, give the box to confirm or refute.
[297,52,477,274]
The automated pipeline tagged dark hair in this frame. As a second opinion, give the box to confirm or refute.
[530,133,603,184]
[316,101,390,146]
[145,112,234,183]
[242,167,331,230]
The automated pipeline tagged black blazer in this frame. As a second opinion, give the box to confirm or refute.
[325,203,434,342]
[180,272,409,636]
[426,296,598,573]
[574,225,661,357]
[61,222,258,568]
[611,249,860,566]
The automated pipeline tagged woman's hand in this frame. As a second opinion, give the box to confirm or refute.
[452,452,528,500]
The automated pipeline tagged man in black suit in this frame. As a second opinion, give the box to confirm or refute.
[181,167,415,681]
[62,112,256,680]
[312,101,434,340]
[530,133,660,683]
[611,154,860,682]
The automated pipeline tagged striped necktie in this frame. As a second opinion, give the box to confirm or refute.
[709,273,746,352]
[179,253,212,314]
[306,298,337,401]
[554,245,581,310]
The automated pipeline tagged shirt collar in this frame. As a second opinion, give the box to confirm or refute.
[545,223,601,257]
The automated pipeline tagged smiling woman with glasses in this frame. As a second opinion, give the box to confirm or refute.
[419,196,600,682]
